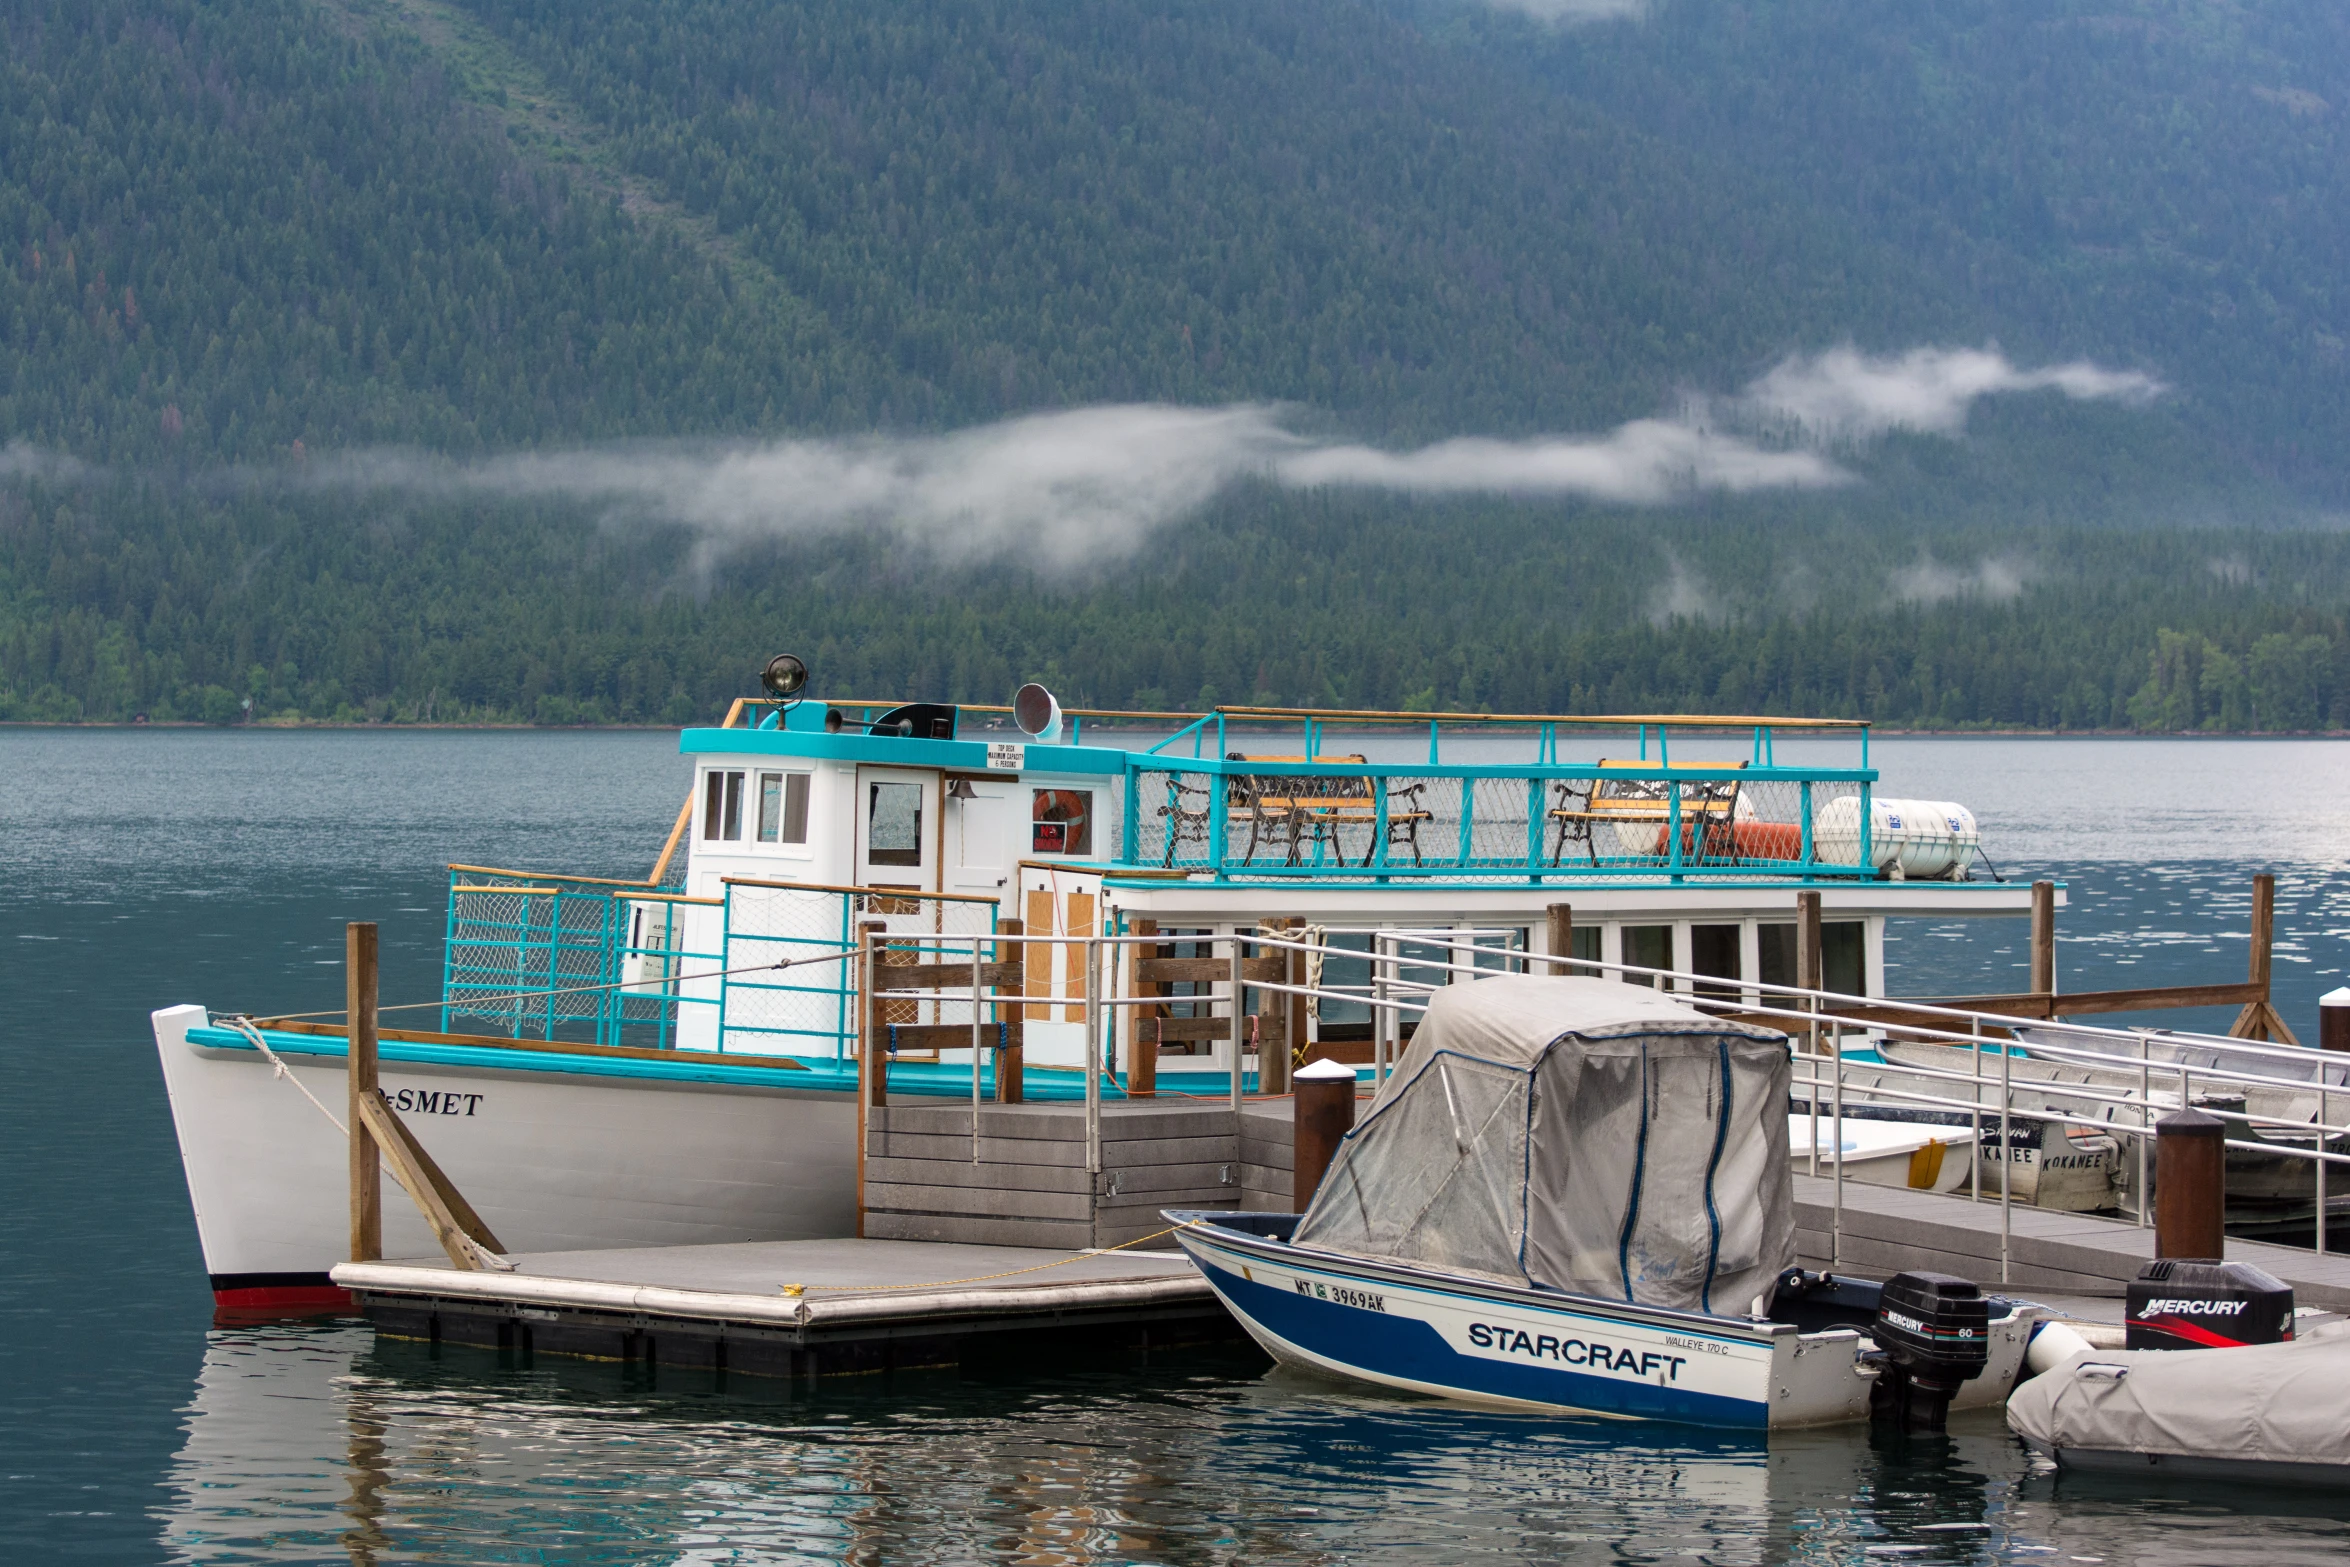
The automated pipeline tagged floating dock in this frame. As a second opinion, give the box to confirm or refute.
[332,1101,2350,1379]
[336,1236,1236,1379]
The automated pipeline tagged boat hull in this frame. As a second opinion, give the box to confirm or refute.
[153,1006,858,1305]
[1170,1214,2036,1432]
[2019,1437,2350,1489]
[1790,1114,1977,1193]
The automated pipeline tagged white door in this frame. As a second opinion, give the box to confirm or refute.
[855,768,940,892]
[943,775,1015,897]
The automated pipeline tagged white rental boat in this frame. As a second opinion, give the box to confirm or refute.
[1169,977,2041,1431]
[154,660,2036,1308]
[1789,1113,1976,1192]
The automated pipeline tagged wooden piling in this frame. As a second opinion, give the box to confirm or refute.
[2250,870,2274,995]
[1292,1058,1358,1212]
[347,921,382,1264]
[2323,988,2350,1054]
[2029,880,2055,998]
[995,919,1026,1103]
[2155,1108,2227,1260]
[1128,918,1160,1099]
[2230,873,2299,1043]
[1546,904,1573,976]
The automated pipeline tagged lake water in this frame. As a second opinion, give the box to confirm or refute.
[6,730,2350,1564]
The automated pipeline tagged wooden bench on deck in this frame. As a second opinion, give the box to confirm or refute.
[1157,755,1431,866]
[1226,754,1432,867]
[1547,759,1745,865]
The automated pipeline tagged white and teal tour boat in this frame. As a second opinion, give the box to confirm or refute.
[152,657,2033,1308]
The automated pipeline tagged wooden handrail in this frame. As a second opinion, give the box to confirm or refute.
[713,697,1863,729]
[448,862,665,888]
[736,697,1209,722]
[1756,982,2268,1037]
[720,875,1002,906]
[647,790,695,883]
[1214,704,1867,730]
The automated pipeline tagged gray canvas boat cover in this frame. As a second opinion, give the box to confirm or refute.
[1292,976,1793,1314]
[2007,1323,2350,1473]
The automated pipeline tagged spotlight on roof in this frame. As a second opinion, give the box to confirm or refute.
[1013,683,1063,742]
[760,653,809,701]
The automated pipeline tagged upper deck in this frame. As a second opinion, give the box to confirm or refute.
[678,697,1991,895]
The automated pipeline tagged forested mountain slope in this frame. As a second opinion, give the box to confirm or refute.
[6,0,2350,728]
[8,477,2345,729]
[5,0,1996,462]
[1507,0,2350,495]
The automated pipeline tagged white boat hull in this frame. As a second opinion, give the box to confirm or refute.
[1789,1114,1976,1192]
[1171,1215,2036,1431]
[152,1005,857,1305]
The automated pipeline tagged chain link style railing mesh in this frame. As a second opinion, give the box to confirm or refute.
[717,883,999,1058]
[1130,765,1864,877]
[443,876,627,1038]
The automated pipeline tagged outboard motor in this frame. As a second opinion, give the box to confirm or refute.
[1869,1271,1991,1431]
[2126,1259,2293,1350]
[1768,1267,1884,1333]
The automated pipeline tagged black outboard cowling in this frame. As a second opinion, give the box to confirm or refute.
[1870,1271,1991,1431]
[2126,1259,2294,1350]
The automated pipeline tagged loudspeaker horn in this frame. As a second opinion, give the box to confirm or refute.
[1013,682,1063,742]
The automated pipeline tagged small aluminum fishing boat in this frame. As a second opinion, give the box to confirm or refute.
[1172,977,2039,1431]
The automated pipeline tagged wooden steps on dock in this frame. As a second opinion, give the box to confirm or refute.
[861,1100,1298,1249]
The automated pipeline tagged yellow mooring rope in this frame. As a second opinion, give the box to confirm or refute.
[778,1223,1195,1297]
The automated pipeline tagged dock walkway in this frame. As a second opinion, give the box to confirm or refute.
[1794,1173,2350,1308]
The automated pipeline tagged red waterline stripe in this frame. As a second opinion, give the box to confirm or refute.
[214,1284,355,1310]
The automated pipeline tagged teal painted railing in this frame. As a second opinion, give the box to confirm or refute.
[440,870,723,1047]
[1114,758,1878,882]
[440,870,1000,1055]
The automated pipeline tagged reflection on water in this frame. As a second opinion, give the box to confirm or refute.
[160,1324,2350,1566]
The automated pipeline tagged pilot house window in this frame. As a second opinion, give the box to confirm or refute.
[1032,789,1092,855]
[867,781,924,866]
[758,771,811,845]
[702,770,745,842]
